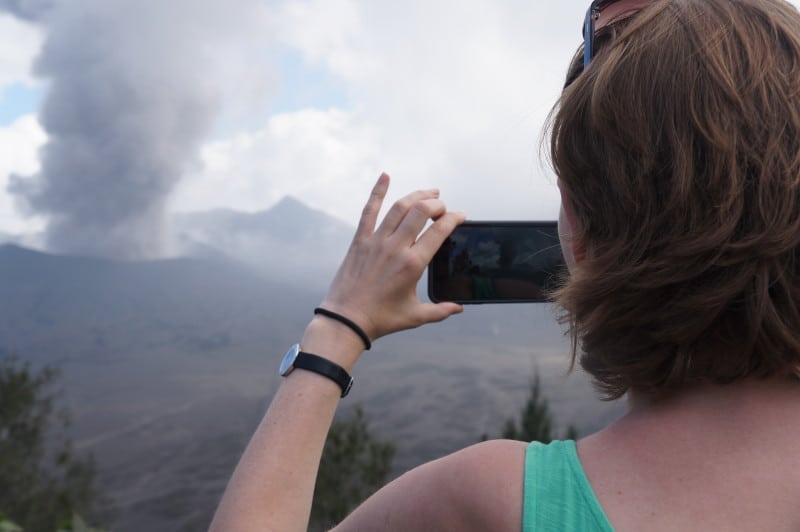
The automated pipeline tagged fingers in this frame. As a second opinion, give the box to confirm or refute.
[355,173,391,240]
[391,198,447,244]
[413,210,467,260]
[376,188,440,238]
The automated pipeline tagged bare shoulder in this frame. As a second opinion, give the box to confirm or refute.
[436,439,528,531]
[334,439,527,532]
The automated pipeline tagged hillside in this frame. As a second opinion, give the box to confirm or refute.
[0,243,319,359]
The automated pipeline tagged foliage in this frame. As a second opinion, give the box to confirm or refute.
[0,355,96,531]
[484,371,579,443]
[56,514,107,532]
[310,406,395,531]
[0,513,23,532]
[0,513,106,532]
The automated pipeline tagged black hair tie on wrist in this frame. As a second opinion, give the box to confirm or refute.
[314,307,372,351]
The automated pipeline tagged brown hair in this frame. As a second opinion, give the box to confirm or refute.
[550,0,800,399]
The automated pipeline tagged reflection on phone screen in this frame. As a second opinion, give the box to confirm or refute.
[429,223,564,303]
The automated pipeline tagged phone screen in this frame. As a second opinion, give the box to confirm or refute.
[427,221,564,304]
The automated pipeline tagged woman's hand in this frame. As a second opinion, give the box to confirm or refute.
[210,174,466,532]
[319,173,466,342]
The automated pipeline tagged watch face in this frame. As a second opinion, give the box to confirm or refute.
[279,344,300,376]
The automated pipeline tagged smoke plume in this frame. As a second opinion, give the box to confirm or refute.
[0,0,51,21]
[4,0,263,259]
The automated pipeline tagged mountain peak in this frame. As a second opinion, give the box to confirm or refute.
[272,195,305,209]
[268,196,314,217]
[263,196,352,231]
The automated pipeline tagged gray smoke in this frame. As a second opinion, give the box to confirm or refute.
[5,0,263,259]
[0,0,52,21]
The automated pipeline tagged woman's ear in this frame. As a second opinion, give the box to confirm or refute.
[557,184,586,271]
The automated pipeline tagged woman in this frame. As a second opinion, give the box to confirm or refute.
[210,0,800,530]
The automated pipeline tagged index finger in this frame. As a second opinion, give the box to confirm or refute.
[355,173,390,239]
[412,211,467,261]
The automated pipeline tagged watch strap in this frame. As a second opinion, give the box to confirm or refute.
[294,351,354,398]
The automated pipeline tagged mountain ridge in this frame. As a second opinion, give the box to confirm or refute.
[172,195,353,288]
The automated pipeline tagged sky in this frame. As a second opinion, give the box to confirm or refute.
[4,1,795,259]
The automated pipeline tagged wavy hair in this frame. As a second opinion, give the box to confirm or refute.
[550,0,800,399]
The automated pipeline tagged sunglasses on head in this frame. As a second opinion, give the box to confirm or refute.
[583,0,655,69]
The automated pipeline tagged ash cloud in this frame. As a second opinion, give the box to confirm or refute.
[0,0,52,21]
[4,0,264,259]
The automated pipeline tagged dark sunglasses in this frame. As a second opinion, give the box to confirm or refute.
[583,0,620,69]
[583,0,653,69]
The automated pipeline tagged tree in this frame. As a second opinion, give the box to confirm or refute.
[310,406,395,531]
[484,371,579,443]
[0,513,106,532]
[0,513,22,532]
[0,355,96,531]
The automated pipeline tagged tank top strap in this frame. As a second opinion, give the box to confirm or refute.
[523,439,614,531]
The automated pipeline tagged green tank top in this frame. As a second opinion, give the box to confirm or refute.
[523,440,614,531]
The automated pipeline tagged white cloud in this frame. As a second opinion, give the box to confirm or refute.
[171,108,381,223]
[0,113,46,234]
[173,0,584,227]
[172,0,800,228]
[272,0,580,220]
[0,14,45,239]
[0,13,42,88]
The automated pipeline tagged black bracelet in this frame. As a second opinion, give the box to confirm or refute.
[313,307,372,351]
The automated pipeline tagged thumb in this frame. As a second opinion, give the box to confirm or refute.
[418,302,464,324]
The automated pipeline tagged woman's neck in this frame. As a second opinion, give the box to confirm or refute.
[625,374,800,418]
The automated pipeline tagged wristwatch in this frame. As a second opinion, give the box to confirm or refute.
[279,344,353,398]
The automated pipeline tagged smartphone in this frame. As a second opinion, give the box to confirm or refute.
[427,221,564,304]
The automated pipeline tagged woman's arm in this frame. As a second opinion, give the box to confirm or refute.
[209,174,465,532]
